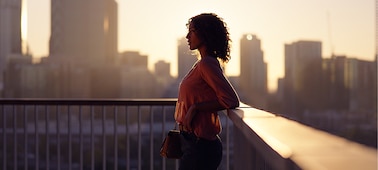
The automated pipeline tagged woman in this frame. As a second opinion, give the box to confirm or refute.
[175,13,240,170]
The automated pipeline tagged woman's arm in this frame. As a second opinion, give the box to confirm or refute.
[183,100,224,131]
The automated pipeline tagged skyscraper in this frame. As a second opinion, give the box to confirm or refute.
[283,40,322,118]
[239,34,268,108]
[0,0,22,92]
[154,60,175,93]
[177,37,197,79]
[49,0,118,65]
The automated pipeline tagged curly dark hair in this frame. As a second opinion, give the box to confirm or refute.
[187,13,231,63]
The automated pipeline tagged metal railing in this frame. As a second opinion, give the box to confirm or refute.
[1,99,377,170]
[1,98,205,170]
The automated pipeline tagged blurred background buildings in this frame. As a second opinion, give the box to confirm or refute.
[0,0,376,148]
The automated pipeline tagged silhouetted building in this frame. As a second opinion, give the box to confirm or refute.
[119,51,148,68]
[0,0,22,94]
[49,0,118,65]
[305,55,376,113]
[322,56,350,110]
[3,54,34,97]
[300,56,377,147]
[346,58,377,112]
[154,60,175,95]
[91,66,121,98]
[154,60,170,77]
[239,34,268,109]
[118,51,160,98]
[283,40,322,119]
[177,37,197,80]
[4,60,94,98]
[37,0,120,98]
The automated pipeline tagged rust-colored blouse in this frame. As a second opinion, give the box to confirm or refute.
[175,56,240,140]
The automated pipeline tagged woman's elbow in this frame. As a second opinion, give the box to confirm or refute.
[222,99,239,109]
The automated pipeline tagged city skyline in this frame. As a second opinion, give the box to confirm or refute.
[25,0,375,92]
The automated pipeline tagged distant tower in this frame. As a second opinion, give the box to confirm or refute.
[155,60,174,91]
[239,34,268,108]
[49,0,118,65]
[0,0,22,71]
[119,51,148,68]
[283,40,322,118]
[155,60,171,77]
[177,37,197,79]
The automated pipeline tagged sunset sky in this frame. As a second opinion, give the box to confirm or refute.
[26,0,375,92]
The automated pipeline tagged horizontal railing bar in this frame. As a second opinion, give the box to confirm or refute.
[0,98,177,106]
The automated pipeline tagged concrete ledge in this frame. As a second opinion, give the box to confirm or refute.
[226,104,377,170]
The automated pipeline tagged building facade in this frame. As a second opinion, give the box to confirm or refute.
[177,37,197,80]
[0,0,22,92]
[49,0,118,65]
[283,40,322,118]
[239,34,268,108]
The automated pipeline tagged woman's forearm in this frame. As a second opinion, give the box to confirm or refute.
[195,100,225,113]
[184,100,224,128]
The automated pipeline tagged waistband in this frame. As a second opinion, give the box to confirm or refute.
[180,128,221,143]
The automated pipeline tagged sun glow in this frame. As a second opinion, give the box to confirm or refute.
[21,0,28,54]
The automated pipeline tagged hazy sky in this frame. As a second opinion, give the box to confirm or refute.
[26,0,375,92]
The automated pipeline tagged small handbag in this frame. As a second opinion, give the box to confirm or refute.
[160,125,183,159]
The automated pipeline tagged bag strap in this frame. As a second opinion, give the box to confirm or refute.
[174,122,178,130]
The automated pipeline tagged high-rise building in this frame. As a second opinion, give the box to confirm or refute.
[239,34,268,108]
[283,40,322,118]
[49,0,118,65]
[322,56,350,110]
[154,60,175,95]
[177,37,197,80]
[0,0,22,91]
[347,58,377,112]
[321,56,377,112]
[117,51,160,98]
[119,51,148,68]
[155,60,171,77]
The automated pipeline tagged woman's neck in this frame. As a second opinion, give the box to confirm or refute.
[198,46,208,58]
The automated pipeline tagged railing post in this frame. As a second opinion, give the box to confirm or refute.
[24,105,27,170]
[90,106,94,170]
[114,106,118,170]
[2,105,6,170]
[149,106,154,170]
[45,105,50,170]
[161,106,166,170]
[57,105,61,170]
[79,105,83,170]
[13,105,17,169]
[102,106,106,170]
[126,106,130,170]
[68,106,72,170]
[137,106,142,170]
[35,105,39,170]
[225,112,230,170]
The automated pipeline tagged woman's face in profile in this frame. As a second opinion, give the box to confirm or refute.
[186,23,203,51]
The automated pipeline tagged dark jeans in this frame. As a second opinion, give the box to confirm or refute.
[179,131,222,170]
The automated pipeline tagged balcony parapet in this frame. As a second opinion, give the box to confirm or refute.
[226,103,377,170]
[1,99,376,170]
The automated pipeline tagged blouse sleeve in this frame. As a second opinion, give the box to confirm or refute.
[199,57,240,109]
